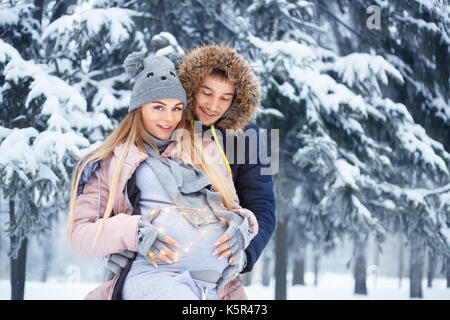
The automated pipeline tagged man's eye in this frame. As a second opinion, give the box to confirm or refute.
[222,98,230,102]
[203,91,211,96]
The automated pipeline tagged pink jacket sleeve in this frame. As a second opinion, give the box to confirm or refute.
[68,161,141,258]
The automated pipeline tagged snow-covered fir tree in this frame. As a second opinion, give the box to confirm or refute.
[0,0,448,300]
[241,0,450,298]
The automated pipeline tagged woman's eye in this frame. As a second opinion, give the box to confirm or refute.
[153,106,163,110]
[173,107,182,111]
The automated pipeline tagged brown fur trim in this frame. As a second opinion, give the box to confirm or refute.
[177,45,261,130]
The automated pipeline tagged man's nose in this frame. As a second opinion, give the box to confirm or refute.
[208,97,221,111]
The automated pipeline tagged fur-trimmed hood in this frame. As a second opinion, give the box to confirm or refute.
[177,45,261,131]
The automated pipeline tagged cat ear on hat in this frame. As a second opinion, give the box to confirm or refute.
[168,52,184,71]
[124,52,146,78]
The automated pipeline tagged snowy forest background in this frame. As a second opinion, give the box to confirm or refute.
[0,0,449,300]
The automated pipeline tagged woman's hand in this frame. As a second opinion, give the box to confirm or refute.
[146,234,180,268]
[137,207,181,267]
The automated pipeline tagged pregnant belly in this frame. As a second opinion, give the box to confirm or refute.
[148,207,229,273]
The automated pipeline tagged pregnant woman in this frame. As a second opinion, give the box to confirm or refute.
[67,53,258,300]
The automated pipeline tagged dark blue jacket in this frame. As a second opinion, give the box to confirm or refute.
[211,122,276,273]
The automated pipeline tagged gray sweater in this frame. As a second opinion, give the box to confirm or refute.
[125,134,228,283]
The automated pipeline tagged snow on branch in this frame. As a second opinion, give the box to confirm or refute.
[42,7,140,44]
[323,53,404,95]
[372,97,450,177]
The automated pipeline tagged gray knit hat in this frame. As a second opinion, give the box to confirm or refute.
[124,53,187,113]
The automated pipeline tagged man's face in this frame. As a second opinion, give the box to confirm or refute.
[194,74,235,126]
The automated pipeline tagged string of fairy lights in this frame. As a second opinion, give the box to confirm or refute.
[149,205,227,261]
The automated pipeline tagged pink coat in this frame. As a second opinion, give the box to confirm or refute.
[69,136,258,300]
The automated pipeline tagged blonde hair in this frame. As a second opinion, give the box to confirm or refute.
[66,108,235,246]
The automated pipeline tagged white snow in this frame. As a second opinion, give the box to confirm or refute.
[0,273,448,300]
[0,127,39,182]
[334,159,360,190]
[352,194,378,225]
[153,32,185,56]
[0,126,11,139]
[372,97,450,176]
[248,37,318,69]
[258,108,285,118]
[326,53,404,90]
[0,4,31,26]
[43,7,139,45]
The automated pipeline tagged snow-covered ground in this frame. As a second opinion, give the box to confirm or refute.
[1,272,448,300]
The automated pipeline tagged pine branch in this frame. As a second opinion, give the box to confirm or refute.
[421,183,450,198]
[192,0,238,35]
[315,2,368,42]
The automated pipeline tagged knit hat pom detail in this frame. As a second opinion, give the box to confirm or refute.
[168,52,184,71]
[124,52,145,78]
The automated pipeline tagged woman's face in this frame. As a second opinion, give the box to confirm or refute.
[140,98,184,140]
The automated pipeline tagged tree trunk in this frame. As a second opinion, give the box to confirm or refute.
[9,199,28,300]
[292,256,305,285]
[353,237,367,295]
[313,248,319,287]
[240,271,252,287]
[261,250,271,287]
[275,220,288,300]
[33,0,45,24]
[40,233,53,282]
[446,256,450,288]
[50,0,78,23]
[0,190,3,280]
[156,0,165,34]
[427,249,435,288]
[398,234,404,288]
[409,239,424,298]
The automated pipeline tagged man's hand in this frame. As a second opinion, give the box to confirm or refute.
[217,250,247,291]
[213,210,252,263]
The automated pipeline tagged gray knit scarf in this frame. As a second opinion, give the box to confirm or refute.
[142,132,227,228]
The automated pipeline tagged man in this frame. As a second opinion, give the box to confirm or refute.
[176,45,276,276]
[106,45,276,299]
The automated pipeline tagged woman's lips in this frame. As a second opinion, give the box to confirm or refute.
[157,124,172,132]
